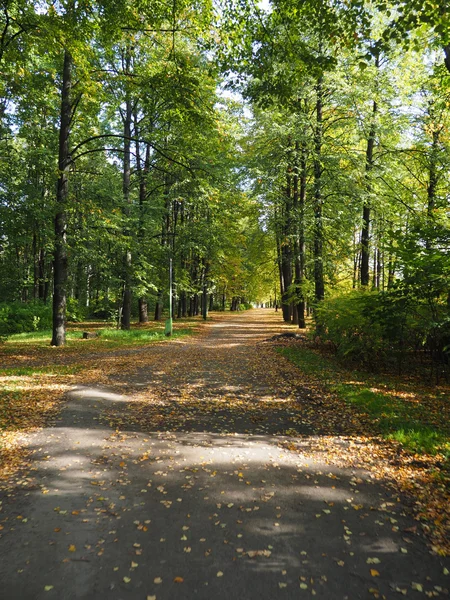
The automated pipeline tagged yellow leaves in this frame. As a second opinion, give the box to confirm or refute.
[411,582,423,592]
[216,571,224,577]
[394,586,408,596]
[246,550,272,558]
[173,577,184,583]
[44,585,54,592]
[154,577,162,584]
[68,544,76,552]
[366,557,381,564]
[123,577,131,584]
[370,569,380,577]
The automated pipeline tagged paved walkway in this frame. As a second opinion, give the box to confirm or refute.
[0,311,448,599]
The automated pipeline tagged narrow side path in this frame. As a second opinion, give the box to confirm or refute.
[0,310,448,600]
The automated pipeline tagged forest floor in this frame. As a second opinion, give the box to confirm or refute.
[0,309,449,599]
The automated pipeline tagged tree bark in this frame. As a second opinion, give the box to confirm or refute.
[293,135,307,328]
[121,50,132,330]
[281,140,293,322]
[136,130,150,322]
[313,76,325,303]
[361,99,377,286]
[51,50,72,346]
[361,52,379,286]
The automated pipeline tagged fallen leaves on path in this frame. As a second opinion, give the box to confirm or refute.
[1,310,449,561]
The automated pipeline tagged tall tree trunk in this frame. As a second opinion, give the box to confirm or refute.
[136,128,150,322]
[293,135,307,328]
[121,50,132,330]
[313,76,325,303]
[360,99,377,286]
[51,50,72,346]
[275,228,284,312]
[138,298,148,323]
[361,52,379,286]
[281,139,293,322]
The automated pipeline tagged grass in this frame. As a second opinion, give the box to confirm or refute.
[3,325,194,350]
[279,345,450,458]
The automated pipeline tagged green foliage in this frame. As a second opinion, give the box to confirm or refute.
[66,298,87,323]
[314,289,450,371]
[0,302,52,337]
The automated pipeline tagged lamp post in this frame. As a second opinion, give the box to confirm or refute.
[202,280,208,320]
[165,258,173,336]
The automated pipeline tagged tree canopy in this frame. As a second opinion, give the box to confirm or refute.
[0,0,448,372]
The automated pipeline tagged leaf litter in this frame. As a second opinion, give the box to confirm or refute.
[0,311,449,598]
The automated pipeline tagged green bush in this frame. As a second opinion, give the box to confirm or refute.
[241,302,253,310]
[66,298,87,322]
[314,289,449,369]
[0,302,52,336]
[88,297,118,321]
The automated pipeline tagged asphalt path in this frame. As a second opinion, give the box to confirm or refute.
[0,310,449,599]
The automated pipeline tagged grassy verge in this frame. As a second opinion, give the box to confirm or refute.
[2,325,194,352]
[279,345,450,459]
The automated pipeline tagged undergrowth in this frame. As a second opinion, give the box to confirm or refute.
[279,345,450,459]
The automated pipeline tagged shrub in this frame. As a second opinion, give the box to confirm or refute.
[66,298,87,322]
[88,298,118,321]
[314,288,449,370]
[0,302,52,336]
